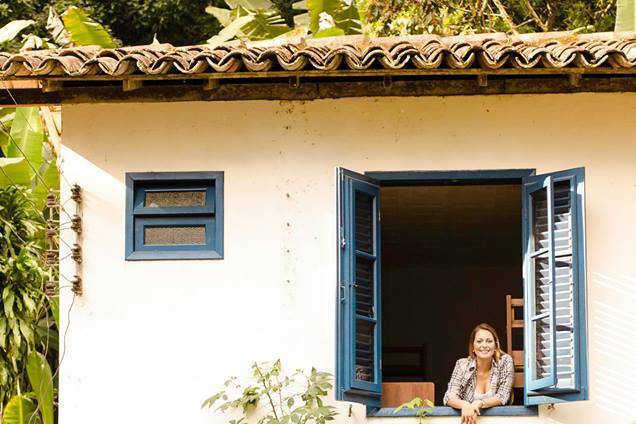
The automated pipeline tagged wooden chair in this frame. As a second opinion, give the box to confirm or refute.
[505,295,524,388]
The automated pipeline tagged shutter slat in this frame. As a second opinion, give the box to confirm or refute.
[528,178,578,391]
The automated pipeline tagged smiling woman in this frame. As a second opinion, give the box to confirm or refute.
[444,323,514,424]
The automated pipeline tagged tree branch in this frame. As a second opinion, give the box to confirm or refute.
[522,0,549,31]
[254,364,280,421]
[491,0,520,34]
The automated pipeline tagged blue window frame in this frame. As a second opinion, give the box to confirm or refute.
[336,167,588,414]
[336,167,382,408]
[125,171,223,260]
[522,168,588,404]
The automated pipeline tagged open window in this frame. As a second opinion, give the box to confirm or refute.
[335,167,588,413]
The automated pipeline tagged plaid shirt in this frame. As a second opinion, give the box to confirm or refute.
[443,354,514,406]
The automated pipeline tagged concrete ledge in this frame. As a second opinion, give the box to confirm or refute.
[369,406,538,417]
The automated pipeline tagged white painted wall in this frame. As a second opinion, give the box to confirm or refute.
[59,93,636,424]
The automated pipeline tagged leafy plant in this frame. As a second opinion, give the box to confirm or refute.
[0,107,59,210]
[394,397,434,424]
[26,352,54,424]
[360,0,616,37]
[205,0,361,44]
[202,360,337,424]
[0,20,34,49]
[206,0,293,44]
[0,186,52,405]
[2,394,40,424]
[60,6,115,48]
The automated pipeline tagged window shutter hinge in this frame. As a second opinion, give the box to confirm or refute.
[340,236,346,249]
[339,284,346,302]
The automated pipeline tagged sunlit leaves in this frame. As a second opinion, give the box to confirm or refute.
[0,107,58,209]
[2,395,41,424]
[206,0,359,44]
[26,352,55,424]
[0,20,34,46]
[0,186,50,405]
[394,397,434,424]
[61,6,116,48]
[203,360,337,424]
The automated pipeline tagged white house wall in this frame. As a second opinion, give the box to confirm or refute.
[59,93,636,424]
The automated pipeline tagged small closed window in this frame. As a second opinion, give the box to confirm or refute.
[125,172,223,260]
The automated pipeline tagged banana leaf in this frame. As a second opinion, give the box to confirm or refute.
[0,20,34,45]
[26,352,54,424]
[62,6,115,48]
[2,395,41,424]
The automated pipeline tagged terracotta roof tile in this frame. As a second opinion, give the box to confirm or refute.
[1,31,635,79]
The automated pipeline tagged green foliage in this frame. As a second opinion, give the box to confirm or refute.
[0,107,59,210]
[203,360,337,424]
[26,352,54,424]
[206,1,293,44]
[394,397,434,424]
[615,0,636,30]
[61,6,114,47]
[0,186,51,405]
[207,0,361,43]
[2,395,41,424]
[0,20,34,48]
[0,0,225,46]
[360,0,616,37]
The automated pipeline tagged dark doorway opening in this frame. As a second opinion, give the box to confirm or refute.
[380,182,524,405]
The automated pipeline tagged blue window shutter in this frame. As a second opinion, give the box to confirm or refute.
[336,167,382,409]
[522,168,588,404]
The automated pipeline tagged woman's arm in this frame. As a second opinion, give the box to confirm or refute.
[447,397,480,424]
[492,354,515,406]
[472,396,503,409]
[443,359,466,405]
[444,359,479,424]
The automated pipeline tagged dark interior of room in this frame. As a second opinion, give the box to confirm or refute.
[380,183,524,405]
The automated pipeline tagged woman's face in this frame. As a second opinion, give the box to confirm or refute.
[473,329,496,360]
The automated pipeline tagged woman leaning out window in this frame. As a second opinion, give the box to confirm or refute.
[443,323,514,424]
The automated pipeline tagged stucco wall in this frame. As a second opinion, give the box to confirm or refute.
[59,93,636,424]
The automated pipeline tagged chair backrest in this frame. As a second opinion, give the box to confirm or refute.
[505,295,524,389]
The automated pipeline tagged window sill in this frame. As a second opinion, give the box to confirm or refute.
[126,250,223,260]
[368,406,538,417]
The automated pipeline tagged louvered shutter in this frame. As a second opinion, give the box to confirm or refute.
[336,168,382,408]
[522,168,588,404]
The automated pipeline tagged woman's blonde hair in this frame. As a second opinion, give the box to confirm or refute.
[467,323,505,361]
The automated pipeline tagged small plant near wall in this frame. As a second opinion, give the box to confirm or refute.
[202,360,337,424]
[394,397,434,423]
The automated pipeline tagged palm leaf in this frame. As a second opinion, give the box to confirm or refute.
[206,6,234,27]
[46,7,72,47]
[0,158,31,186]
[226,0,274,9]
[26,352,55,424]
[0,108,16,155]
[62,6,115,48]
[242,10,292,39]
[207,15,255,45]
[307,0,342,33]
[314,27,345,38]
[334,3,361,34]
[7,107,44,169]
[0,20,34,45]
[2,395,41,424]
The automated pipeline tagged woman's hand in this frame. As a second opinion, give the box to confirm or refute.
[460,402,480,424]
